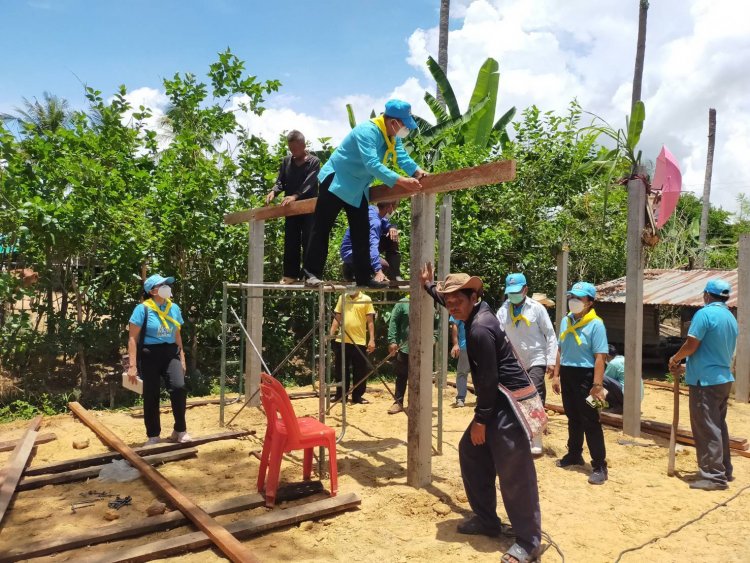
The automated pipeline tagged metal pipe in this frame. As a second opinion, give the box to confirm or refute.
[220,282,228,426]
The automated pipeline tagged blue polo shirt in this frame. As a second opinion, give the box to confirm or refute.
[685,302,738,386]
[340,205,393,271]
[319,121,419,207]
[558,313,609,368]
[604,355,644,399]
[129,302,184,345]
[449,315,466,350]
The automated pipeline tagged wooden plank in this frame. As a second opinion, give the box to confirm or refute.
[0,416,42,525]
[17,448,198,492]
[623,170,646,436]
[667,376,680,476]
[67,402,259,563]
[24,430,252,477]
[79,492,361,563]
[1,482,325,563]
[0,432,56,453]
[406,193,435,488]
[245,219,264,407]
[736,233,750,402]
[223,160,516,224]
[554,246,569,332]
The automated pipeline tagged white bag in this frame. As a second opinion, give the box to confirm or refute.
[98,459,140,482]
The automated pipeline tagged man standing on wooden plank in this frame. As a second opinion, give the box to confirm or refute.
[303,99,425,288]
[421,265,542,563]
[264,130,320,284]
[669,279,738,491]
[496,273,557,456]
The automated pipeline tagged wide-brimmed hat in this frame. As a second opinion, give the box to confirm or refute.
[436,273,483,296]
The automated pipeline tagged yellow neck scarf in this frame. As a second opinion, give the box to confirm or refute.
[143,298,182,330]
[560,309,601,345]
[370,115,398,167]
[509,304,531,327]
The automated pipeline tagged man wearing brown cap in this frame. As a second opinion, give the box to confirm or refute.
[421,263,542,563]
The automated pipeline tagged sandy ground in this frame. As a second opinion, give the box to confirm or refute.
[1,379,750,563]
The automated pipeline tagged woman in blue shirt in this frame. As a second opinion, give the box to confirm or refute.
[552,282,609,485]
[127,274,190,446]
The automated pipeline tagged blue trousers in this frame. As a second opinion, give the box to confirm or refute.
[459,396,542,554]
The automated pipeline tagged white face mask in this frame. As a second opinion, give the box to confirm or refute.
[157,285,172,299]
[568,298,585,315]
[391,119,409,139]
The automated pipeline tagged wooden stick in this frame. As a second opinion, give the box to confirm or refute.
[67,402,259,563]
[24,430,251,476]
[0,432,56,453]
[667,376,680,476]
[0,416,42,525]
[77,492,362,563]
[223,160,516,224]
[17,448,197,492]
[1,482,325,563]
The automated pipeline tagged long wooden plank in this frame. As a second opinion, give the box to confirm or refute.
[0,432,56,453]
[67,402,259,563]
[79,492,361,563]
[0,416,42,525]
[223,160,516,224]
[24,430,251,476]
[1,482,325,563]
[734,234,749,402]
[17,448,197,492]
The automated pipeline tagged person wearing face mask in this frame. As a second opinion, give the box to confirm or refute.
[496,273,557,456]
[127,274,190,446]
[303,99,426,289]
[551,281,609,485]
[340,200,403,283]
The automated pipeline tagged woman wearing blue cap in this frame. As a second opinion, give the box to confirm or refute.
[303,99,426,288]
[552,281,609,485]
[127,274,190,446]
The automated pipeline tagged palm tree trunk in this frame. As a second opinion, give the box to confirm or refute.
[631,0,649,112]
[697,108,717,268]
[436,0,450,107]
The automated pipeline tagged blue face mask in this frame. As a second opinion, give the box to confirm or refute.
[508,293,525,305]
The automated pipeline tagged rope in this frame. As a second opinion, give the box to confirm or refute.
[541,530,565,562]
[613,483,750,562]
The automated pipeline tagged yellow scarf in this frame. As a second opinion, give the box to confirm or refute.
[560,309,601,345]
[370,115,398,167]
[509,304,531,327]
[143,298,182,330]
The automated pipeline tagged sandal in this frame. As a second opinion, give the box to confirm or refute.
[501,542,547,563]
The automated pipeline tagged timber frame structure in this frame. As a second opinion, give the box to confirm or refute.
[223,160,516,486]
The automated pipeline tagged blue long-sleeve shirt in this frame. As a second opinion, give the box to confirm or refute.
[319,120,419,207]
[340,205,393,272]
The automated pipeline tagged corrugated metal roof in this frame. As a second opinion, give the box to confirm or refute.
[595,269,738,308]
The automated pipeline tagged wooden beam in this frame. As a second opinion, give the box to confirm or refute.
[67,402,259,563]
[78,492,361,563]
[245,219,264,407]
[554,246,569,332]
[1,482,325,563]
[17,448,197,492]
[0,416,42,525]
[0,432,55,453]
[735,233,750,402]
[224,160,516,224]
[24,430,251,477]
[407,193,436,488]
[624,169,646,437]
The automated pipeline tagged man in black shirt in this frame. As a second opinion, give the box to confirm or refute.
[421,263,542,563]
[265,130,320,283]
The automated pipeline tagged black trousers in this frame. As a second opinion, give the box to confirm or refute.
[304,174,372,285]
[140,343,187,438]
[689,381,733,484]
[459,396,542,555]
[560,365,606,468]
[282,212,313,279]
[602,376,624,414]
[332,342,369,402]
[393,351,409,403]
[343,233,401,281]
[527,365,547,406]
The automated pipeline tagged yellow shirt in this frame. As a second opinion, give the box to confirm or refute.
[334,292,375,346]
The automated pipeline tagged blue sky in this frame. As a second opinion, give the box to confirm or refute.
[1,0,449,114]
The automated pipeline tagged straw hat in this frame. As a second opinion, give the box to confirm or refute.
[531,292,555,307]
[436,273,484,296]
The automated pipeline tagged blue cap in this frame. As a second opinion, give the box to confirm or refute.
[504,273,527,294]
[567,281,596,299]
[144,274,175,293]
[704,278,731,297]
[384,99,417,130]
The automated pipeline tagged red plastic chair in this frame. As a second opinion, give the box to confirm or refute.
[257,373,338,507]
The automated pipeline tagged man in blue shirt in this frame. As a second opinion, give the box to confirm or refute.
[340,200,403,283]
[450,315,470,407]
[669,279,738,490]
[303,99,426,288]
